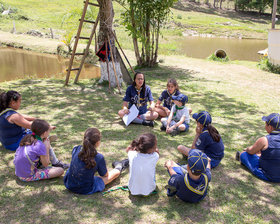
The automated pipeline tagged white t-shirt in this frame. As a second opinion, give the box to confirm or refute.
[170,105,190,123]
[128,150,159,195]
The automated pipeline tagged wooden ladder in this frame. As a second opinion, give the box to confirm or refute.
[65,0,100,85]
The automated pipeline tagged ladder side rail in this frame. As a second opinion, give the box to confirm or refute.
[74,13,100,84]
[65,0,90,85]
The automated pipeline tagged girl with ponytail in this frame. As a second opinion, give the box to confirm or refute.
[125,133,159,195]
[177,111,224,168]
[13,119,64,181]
[64,128,128,195]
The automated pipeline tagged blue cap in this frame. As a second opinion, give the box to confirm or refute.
[192,111,212,126]
[188,149,208,173]
[262,113,280,130]
[172,94,188,104]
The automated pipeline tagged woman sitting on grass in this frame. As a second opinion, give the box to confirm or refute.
[0,90,68,169]
[64,128,128,195]
[118,72,158,127]
[177,111,224,168]
[14,119,64,181]
[236,113,280,182]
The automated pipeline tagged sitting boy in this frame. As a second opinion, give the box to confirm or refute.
[160,93,190,136]
[165,149,211,203]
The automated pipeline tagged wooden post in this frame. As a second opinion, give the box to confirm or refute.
[107,34,121,94]
[112,31,135,74]
[105,39,111,90]
[272,0,278,29]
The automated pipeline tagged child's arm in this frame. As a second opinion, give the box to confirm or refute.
[166,108,174,133]
[165,160,177,176]
[21,114,36,121]
[172,115,185,130]
[191,126,202,149]
[122,101,130,114]
[40,138,50,167]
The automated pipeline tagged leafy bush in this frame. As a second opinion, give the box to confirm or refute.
[259,57,280,74]
[207,53,229,62]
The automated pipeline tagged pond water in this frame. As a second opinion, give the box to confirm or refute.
[179,36,268,61]
[0,47,100,82]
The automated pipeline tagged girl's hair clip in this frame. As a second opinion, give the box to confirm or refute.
[31,132,36,136]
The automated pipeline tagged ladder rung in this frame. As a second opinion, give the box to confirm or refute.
[75,36,90,40]
[75,53,85,56]
[81,19,96,24]
[66,68,80,71]
[84,1,99,7]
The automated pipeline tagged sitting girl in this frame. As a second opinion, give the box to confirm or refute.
[126,133,159,196]
[64,128,128,195]
[14,119,64,181]
[177,111,224,168]
[155,78,181,118]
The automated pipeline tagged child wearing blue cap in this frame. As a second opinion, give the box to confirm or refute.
[160,93,190,136]
[177,111,224,168]
[165,149,211,203]
[236,113,280,182]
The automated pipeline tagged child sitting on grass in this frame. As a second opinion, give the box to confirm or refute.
[165,149,211,203]
[14,119,64,181]
[64,128,128,195]
[160,93,190,136]
[123,133,159,196]
[177,111,224,168]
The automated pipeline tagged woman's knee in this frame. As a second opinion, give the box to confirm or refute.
[48,167,64,178]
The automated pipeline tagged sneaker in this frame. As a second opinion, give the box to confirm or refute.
[112,159,129,172]
[235,151,240,161]
[160,125,166,131]
[142,120,154,127]
[164,185,177,197]
[170,129,180,137]
[53,161,70,170]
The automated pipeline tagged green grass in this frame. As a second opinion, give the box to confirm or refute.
[1,59,280,223]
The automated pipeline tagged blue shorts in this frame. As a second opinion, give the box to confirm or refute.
[3,130,32,151]
[86,176,105,195]
[240,152,269,181]
[169,165,188,176]
[199,149,221,168]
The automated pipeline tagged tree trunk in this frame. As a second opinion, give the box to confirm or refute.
[97,0,123,88]
[152,22,160,66]
[220,0,223,9]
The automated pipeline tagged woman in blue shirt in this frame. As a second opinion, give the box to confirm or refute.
[118,72,158,127]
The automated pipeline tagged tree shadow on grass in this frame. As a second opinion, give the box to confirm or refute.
[1,66,279,223]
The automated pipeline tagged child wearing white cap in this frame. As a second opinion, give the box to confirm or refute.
[165,149,211,203]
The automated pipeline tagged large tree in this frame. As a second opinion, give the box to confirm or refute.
[119,0,177,67]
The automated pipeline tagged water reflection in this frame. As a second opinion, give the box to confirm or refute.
[179,36,268,61]
[0,47,100,82]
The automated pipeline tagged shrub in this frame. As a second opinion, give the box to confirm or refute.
[259,57,280,74]
[207,53,229,62]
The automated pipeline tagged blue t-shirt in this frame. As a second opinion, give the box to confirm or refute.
[259,132,280,182]
[158,89,181,110]
[64,145,107,194]
[123,85,153,115]
[195,129,224,160]
[168,168,211,203]
[0,109,25,147]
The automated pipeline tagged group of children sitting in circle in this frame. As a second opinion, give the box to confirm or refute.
[0,71,279,204]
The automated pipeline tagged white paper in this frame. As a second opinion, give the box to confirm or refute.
[122,104,139,126]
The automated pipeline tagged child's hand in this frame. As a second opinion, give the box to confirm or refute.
[51,125,56,130]
[124,108,130,114]
[195,126,202,135]
[155,147,160,155]
[165,160,172,169]
[43,137,51,150]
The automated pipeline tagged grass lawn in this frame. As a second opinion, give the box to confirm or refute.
[0,54,280,223]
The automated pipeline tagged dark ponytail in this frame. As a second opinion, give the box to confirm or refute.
[130,133,157,154]
[79,128,101,169]
[20,119,50,146]
[0,91,21,113]
[207,124,221,142]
